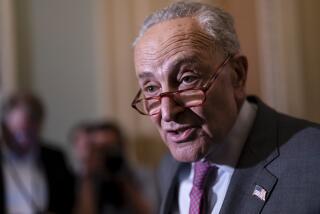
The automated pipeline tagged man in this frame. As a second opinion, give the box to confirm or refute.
[0,92,75,214]
[69,122,96,177]
[72,121,152,214]
[131,2,320,214]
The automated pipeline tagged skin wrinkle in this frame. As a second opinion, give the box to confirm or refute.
[135,21,215,69]
[138,46,207,74]
[136,46,215,84]
[138,54,205,75]
[156,31,214,56]
[140,41,206,62]
[137,31,214,64]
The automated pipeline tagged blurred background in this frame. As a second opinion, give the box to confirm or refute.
[1,0,319,168]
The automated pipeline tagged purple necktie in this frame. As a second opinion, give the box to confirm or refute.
[189,161,216,214]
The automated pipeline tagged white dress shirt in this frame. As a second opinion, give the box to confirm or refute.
[2,145,48,214]
[178,100,257,214]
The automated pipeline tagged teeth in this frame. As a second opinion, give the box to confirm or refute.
[168,129,188,134]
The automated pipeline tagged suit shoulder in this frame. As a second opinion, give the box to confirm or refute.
[278,112,320,132]
[39,143,70,170]
[275,113,320,159]
[277,112,320,147]
[158,153,176,168]
[157,153,176,177]
[155,152,181,207]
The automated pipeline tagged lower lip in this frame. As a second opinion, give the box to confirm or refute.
[166,128,197,143]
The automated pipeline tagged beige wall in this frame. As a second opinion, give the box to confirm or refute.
[0,0,17,94]
[2,0,103,154]
[218,0,262,96]
[299,0,320,122]
[256,0,320,122]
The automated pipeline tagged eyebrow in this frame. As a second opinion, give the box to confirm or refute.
[138,72,154,79]
[166,55,202,73]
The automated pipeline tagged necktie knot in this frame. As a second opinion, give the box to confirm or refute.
[193,161,212,189]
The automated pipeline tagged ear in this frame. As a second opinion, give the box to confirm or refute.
[230,54,248,106]
[230,54,248,88]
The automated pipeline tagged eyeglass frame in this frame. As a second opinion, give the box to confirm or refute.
[131,54,233,116]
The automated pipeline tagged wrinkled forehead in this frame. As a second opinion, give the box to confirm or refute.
[134,17,215,72]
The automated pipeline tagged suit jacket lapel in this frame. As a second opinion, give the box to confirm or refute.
[220,97,279,214]
[38,146,54,211]
[160,158,184,214]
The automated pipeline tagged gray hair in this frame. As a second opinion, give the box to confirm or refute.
[133,1,240,56]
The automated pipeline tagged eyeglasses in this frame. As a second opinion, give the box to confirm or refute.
[131,54,233,116]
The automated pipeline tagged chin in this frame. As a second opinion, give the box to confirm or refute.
[171,152,201,162]
[166,139,207,163]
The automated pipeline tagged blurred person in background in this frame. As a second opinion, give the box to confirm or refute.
[70,121,99,214]
[0,92,75,214]
[72,120,154,214]
[70,122,96,177]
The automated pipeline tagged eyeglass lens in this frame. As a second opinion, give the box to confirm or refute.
[140,89,205,115]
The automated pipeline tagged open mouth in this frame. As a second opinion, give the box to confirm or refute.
[166,127,197,143]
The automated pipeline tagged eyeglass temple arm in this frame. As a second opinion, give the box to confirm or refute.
[131,89,142,106]
[203,54,233,90]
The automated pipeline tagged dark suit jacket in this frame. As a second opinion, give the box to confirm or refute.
[157,96,320,214]
[0,143,75,214]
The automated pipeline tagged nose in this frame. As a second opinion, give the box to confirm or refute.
[160,96,184,122]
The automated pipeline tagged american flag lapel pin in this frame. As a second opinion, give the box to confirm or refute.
[252,184,267,201]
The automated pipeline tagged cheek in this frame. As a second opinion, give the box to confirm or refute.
[196,84,238,140]
[188,106,211,137]
[150,115,163,133]
[150,114,168,141]
[150,114,160,126]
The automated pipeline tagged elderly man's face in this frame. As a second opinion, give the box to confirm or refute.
[134,17,246,162]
